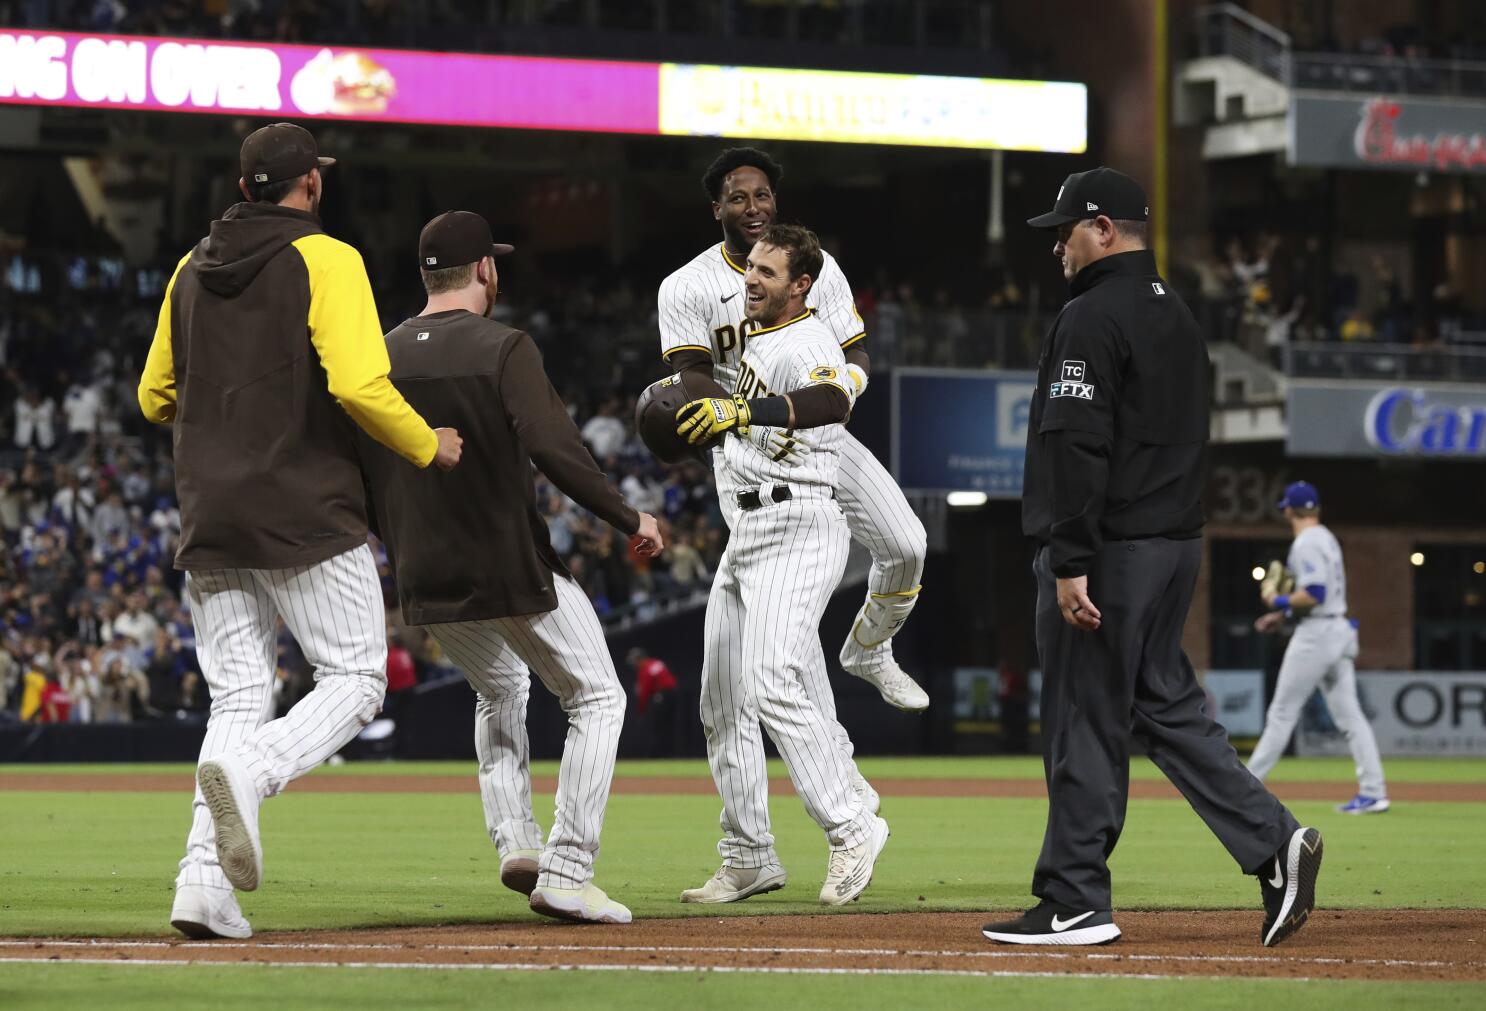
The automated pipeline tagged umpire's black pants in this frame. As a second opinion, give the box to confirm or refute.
[1031,538,1299,910]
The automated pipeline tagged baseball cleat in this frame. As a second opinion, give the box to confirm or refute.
[819,814,889,906]
[170,884,252,940]
[680,862,787,903]
[982,902,1121,946]
[840,646,929,713]
[529,883,632,924]
[1260,826,1324,946]
[197,756,263,893]
[500,849,541,896]
[1337,795,1390,815]
[853,773,882,816]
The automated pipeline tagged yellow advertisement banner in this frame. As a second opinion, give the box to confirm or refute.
[658,64,1086,152]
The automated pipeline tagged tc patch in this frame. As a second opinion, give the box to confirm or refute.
[1061,360,1086,382]
[810,366,840,383]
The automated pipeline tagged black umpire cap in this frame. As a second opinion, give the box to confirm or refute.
[418,211,515,269]
[240,123,335,186]
[1027,167,1148,229]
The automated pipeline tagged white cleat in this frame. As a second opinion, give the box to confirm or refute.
[170,884,252,940]
[840,645,929,713]
[500,849,541,897]
[853,774,881,816]
[529,882,632,924]
[820,814,890,906]
[197,756,263,893]
[680,862,788,903]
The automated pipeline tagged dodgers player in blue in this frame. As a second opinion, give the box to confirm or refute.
[1248,482,1389,814]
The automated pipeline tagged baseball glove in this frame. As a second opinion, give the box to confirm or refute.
[1259,560,1296,599]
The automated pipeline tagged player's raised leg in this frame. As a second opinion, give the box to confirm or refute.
[434,629,544,894]
[835,433,930,712]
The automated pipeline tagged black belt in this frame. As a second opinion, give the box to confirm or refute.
[737,486,793,511]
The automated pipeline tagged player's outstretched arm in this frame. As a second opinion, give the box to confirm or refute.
[501,333,641,537]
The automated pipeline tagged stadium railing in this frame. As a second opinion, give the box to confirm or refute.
[1284,341,1486,382]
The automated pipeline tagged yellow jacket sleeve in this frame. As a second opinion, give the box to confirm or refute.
[292,234,438,468]
[137,253,193,425]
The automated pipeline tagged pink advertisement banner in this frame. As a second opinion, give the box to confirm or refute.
[0,30,661,134]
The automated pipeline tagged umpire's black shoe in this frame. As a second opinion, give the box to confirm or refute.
[982,901,1121,946]
[1260,826,1324,947]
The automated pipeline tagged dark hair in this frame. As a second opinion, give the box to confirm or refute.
[1110,218,1149,246]
[702,147,783,201]
[756,223,823,288]
[247,172,308,205]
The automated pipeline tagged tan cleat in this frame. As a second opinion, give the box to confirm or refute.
[529,882,632,924]
[680,862,788,903]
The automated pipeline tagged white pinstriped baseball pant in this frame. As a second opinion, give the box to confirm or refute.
[429,573,624,891]
[702,495,872,865]
[836,431,927,598]
[177,543,387,892]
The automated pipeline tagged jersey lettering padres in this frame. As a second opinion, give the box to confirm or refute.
[658,243,864,389]
[716,310,853,498]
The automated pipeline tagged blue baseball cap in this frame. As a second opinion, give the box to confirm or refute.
[1276,481,1320,510]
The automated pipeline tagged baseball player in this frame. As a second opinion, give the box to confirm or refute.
[1248,481,1389,813]
[138,124,462,939]
[671,223,890,905]
[658,147,929,724]
[359,211,661,923]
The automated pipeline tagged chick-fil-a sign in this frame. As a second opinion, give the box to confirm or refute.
[1291,93,1486,174]
[0,31,660,134]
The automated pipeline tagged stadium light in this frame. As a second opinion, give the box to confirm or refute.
[946,491,988,508]
[1410,552,1425,567]
[1251,566,1266,581]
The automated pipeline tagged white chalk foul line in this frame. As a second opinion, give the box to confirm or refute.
[0,939,1471,971]
[0,955,1313,983]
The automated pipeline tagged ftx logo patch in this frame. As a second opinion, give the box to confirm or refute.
[1051,362,1094,400]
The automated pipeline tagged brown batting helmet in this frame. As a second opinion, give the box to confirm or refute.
[636,373,716,463]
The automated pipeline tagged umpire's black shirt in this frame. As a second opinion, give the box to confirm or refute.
[1021,250,1209,578]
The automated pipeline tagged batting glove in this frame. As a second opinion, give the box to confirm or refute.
[676,395,751,445]
[749,426,810,464]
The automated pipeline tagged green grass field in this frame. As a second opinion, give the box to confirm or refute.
[1,756,1482,1008]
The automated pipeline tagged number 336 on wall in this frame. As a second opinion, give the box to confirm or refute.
[1208,465,1288,524]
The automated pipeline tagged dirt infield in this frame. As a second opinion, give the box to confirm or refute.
[4,910,1483,982]
[1,772,1481,803]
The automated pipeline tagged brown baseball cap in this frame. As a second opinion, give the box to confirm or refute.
[418,211,515,269]
[240,123,335,186]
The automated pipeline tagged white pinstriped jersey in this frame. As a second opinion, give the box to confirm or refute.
[658,243,864,389]
[717,311,852,497]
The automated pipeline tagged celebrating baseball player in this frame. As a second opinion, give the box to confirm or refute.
[358,211,664,924]
[658,147,929,720]
[138,123,462,939]
[670,223,890,905]
[1248,481,1389,813]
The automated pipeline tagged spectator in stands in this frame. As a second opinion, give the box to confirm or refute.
[383,628,416,720]
[113,592,160,648]
[1340,306,1377,342]
[60,372,102,456]
[581,396,627,461]
[13,387,56,451]
[94,653,148,723]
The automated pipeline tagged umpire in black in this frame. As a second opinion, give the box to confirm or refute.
[982,168,1323,949]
